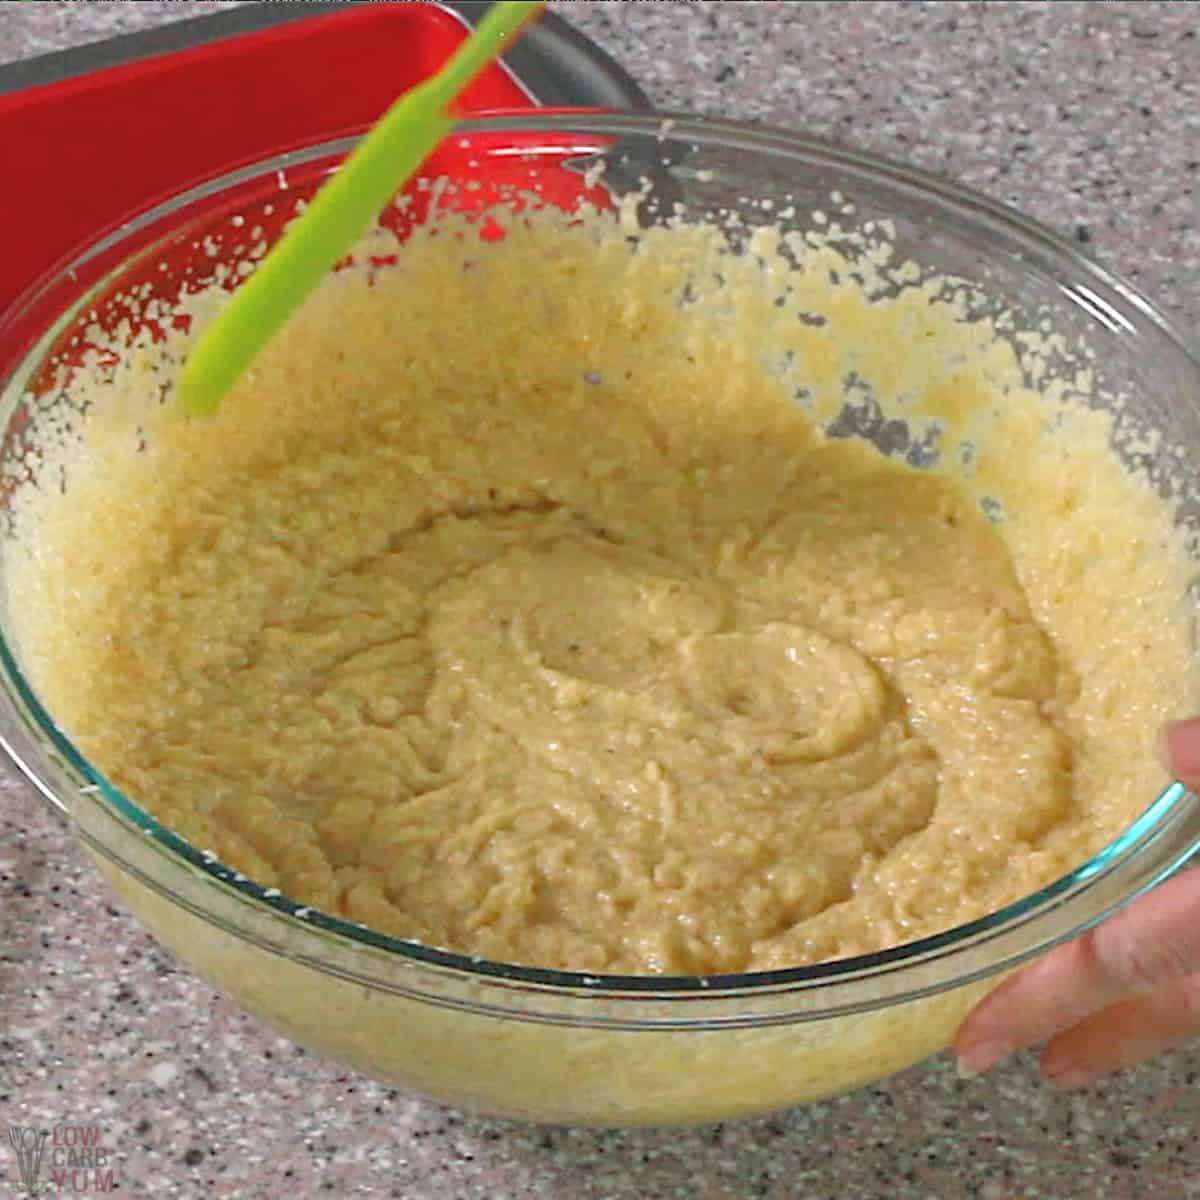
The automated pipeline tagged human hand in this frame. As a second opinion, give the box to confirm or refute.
[954,717,1200,1088]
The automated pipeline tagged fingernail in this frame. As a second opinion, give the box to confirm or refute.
[956,1041,1006,1075]
[1160,718,1200,779]
[955,1057,982,1081]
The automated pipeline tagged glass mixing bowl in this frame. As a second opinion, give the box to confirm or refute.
[2,112,1199,1128]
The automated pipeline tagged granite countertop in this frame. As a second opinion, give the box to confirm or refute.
[2,2,1198,1197]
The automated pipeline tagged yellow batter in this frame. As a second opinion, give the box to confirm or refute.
[8,198,1192,976]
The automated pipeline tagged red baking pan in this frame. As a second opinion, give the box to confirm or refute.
[0,1,648,320]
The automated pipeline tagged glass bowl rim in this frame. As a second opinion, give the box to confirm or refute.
[2,108,1197,1002]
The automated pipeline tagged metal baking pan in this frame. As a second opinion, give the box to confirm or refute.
[0,2,648,316]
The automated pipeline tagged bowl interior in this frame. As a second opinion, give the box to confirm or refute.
[1,113,1199,1004]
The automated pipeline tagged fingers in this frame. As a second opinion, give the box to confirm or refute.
[1163,716,1200,784]
[1038,973,1200,1087]
[954,933,1122,1074]
[954,716,1200,1082]
[955,864,1200,1073]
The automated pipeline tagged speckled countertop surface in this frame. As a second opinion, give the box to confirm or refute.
[1,2,1198,1197]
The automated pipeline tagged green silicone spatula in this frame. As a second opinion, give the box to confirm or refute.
[178,0,545,417]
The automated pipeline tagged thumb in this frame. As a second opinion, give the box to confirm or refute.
[1161,717,1200,786]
